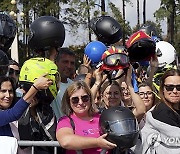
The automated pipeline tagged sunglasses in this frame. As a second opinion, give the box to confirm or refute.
[9,68,20,75]
[164,84,180,91]
[71,95,90,104]
[103,53,129,66]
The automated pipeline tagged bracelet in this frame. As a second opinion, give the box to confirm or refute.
[32,84,39,91]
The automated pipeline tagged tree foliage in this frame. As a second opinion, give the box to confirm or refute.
[108,2,132,38]
[154,0,180,53]
[0,0,179,61]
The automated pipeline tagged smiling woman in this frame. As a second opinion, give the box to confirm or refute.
[0,77,16,110]
[56,80,117,154]
[0,75,53,137]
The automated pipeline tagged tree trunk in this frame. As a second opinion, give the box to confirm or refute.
[101,0,105,15]
[86,0,91,42]
[122,0,126,45]
[170,1,175,45]
[137,0,140,28]
[167,1,175,45]
[143,0,146,24]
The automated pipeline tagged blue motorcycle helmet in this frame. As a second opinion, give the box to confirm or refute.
[84,41,107,65]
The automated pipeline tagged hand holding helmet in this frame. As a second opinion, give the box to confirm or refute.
[19,58,59,102]
[84,41,107,66]
[99,106,139,149]
[96,133,117,149]
[33,73,53,90]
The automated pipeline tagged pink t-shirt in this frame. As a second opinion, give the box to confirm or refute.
[56,113,110,154]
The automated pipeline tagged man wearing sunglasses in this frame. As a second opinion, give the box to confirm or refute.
[8,60,20,85]
[7,60,24,99]
[140,68,180,154]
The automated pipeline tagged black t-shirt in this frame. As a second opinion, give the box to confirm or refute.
[152,103,180,128]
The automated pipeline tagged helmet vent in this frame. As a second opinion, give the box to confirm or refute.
[156,48,162,57]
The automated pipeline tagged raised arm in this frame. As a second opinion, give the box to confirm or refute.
[23,75,52,103]
[146,54,158,86]
[0,75,52,126]
[125,65,146,121]
[91,68,103,100]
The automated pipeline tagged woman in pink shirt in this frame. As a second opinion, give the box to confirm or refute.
[56,80,116,154]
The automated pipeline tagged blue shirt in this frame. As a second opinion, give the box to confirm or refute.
[0,98,29,137]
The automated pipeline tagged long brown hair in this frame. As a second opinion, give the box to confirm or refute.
[159,68,180,111]
[61,80,97,116]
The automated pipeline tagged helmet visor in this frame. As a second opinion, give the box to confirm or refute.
[108,119,139,135]
[103,53,129,66]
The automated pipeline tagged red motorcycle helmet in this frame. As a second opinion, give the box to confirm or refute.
[100,46,129,71]
[126,30,156,62]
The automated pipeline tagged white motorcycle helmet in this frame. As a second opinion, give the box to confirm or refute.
[156,41,176,67]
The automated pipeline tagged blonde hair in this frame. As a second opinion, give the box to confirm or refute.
[61,80,97,116]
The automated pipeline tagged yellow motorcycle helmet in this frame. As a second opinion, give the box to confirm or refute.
[153,64,177,96]
[19,57,60,101]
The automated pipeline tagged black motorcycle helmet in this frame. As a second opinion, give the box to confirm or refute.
[29,16,65,52]
[89,16,122,45]
[139,23,158,37]
[0,50,9,76]
[126,30,156,62]
[0,12,17,52]
[99,106,139,149]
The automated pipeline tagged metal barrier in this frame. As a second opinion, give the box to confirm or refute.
[18,141,60,154]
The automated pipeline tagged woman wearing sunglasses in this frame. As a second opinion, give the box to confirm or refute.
[56,80,117,154]
[140,68,180,154]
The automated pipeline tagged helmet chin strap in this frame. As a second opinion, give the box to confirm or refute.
[104,68,128,83]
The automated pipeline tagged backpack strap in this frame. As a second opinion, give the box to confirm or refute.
[67,116,82,154]
[68,116,75,132]
[36,111,54,141]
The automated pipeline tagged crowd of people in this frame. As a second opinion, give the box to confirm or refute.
[0,11,179,154]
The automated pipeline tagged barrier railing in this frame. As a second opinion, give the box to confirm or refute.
[18,141,60,154]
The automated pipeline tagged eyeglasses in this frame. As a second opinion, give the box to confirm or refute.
[138,91,153,98]
[71,95,90,104]
[164,84,180,91]
[9,68,20,75]
[103,53,129,66]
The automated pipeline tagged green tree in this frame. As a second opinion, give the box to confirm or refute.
[108,2,132,41]
[0,0,70,64]
[154,0,179,51]
[132,20,163,37]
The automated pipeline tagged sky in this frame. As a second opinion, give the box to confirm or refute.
[63,0,166,47]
